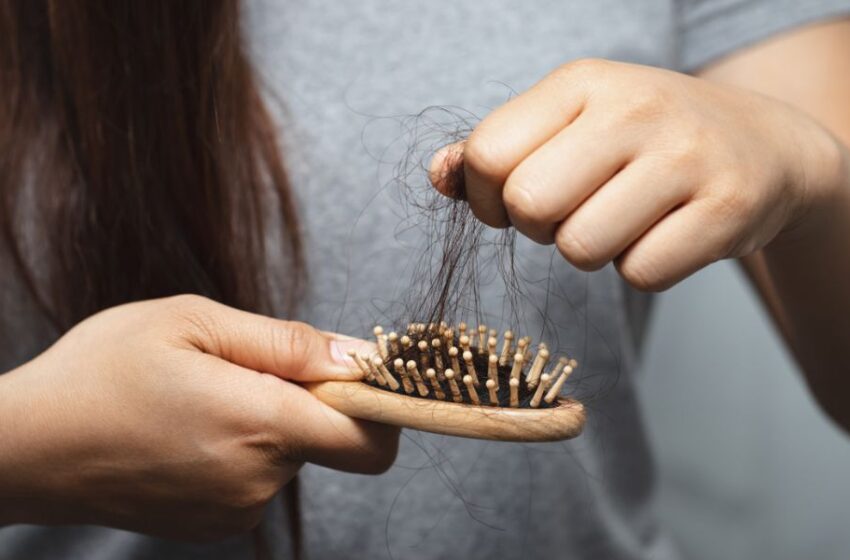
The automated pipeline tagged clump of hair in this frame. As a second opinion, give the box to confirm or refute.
[370,106,618,409]
[384,107,521,332]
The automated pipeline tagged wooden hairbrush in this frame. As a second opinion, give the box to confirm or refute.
[306,322,585,442]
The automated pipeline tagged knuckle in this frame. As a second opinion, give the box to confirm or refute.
[274,320,319,374]
[503,176,551,225]
[166,294,223,349]
[463,131,511,182]
[167,293,211,312]
[620,89,665,123]
[555,225,604,270]
[550,58,610,94]
[668,144,701,170]
[663,121,709,168]
[245,404,302,466]
[707,186,751,223]
[618,257,668,292]
[353,426,400,475]
[706,224,740,263]
[558,57,608,77]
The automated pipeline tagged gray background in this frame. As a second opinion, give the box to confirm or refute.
[638,261,850,559]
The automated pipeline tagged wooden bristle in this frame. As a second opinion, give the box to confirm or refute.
[426,368,445,400]
[459,334,471,352]
[349,350,373,381]
[463,375,480,405]
[445,369,462,403]
[544,364,574,404]
[509,352,524,383]
[477,325,488,355]
[526,347,550,389]
[443,328,455,347]
[431,338,445,378]
[509,377,519,408]
[394,358,414,394]
[417,340,430,371]
[400,335,412,350]
[458,322,468,336]
[406,360,429,397]
[516,336,529,360]
[462,350,480,387]
[487,336,497,357]
[530,373,551,408]
[486,379,498,406]
[366,354,387,386]
[374,326,388,360]
[499,330,514,366]
[521,336,533,361]
[373,356,400,391]
[449,346,461,375]
[388,332,401,356]
[488,354,499,390]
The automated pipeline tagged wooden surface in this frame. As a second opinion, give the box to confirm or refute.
[306,380,586,442]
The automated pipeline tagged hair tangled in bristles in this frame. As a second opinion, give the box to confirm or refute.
[381,107,522,333]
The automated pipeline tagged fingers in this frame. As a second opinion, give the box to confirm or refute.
[429,142,465,198]
[170,295,374,382]
[502,110,636,243]
[554,158,692,269]
[455,64,589,227]
[615,198,735,292]
[262,377,400,475]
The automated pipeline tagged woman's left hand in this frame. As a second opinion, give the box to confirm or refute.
[430,58,846,291]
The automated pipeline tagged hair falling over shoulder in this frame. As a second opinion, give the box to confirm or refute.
[0,0,304,331]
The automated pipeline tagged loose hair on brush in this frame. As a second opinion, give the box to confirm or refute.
[383,106,618,405]
[302,107,587,443]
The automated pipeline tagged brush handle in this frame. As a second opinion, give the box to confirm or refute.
[305,380,585,442]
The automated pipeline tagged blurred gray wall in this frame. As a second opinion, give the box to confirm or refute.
[637,261,850,560]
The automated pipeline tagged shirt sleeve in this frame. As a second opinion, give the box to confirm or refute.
[676,0,850,72]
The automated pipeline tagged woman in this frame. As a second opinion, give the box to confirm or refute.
[1,0,849,558]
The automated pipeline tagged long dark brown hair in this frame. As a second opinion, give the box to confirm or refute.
[1,1,304,555]
[0,0,303,332]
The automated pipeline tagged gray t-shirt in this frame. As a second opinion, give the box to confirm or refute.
[2,1,849,558]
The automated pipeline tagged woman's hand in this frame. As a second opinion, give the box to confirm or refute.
[0,295,398,540]
[431,58,847,291]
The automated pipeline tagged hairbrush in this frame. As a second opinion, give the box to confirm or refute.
[307,322,585,442]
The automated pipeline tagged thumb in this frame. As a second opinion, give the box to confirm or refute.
[174,296,375,382]
[429,141,466,199]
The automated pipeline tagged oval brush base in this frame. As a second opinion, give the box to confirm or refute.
[306,380,586,442]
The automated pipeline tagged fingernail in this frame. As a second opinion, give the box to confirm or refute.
[329,338,377,377]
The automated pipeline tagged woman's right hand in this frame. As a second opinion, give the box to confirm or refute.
[0,295,399,540]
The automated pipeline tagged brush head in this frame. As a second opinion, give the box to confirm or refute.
[306,322,585,442]
[366,322,574,409]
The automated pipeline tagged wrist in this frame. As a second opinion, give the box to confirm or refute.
[772,121,850,250]
[0,362,76,525]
